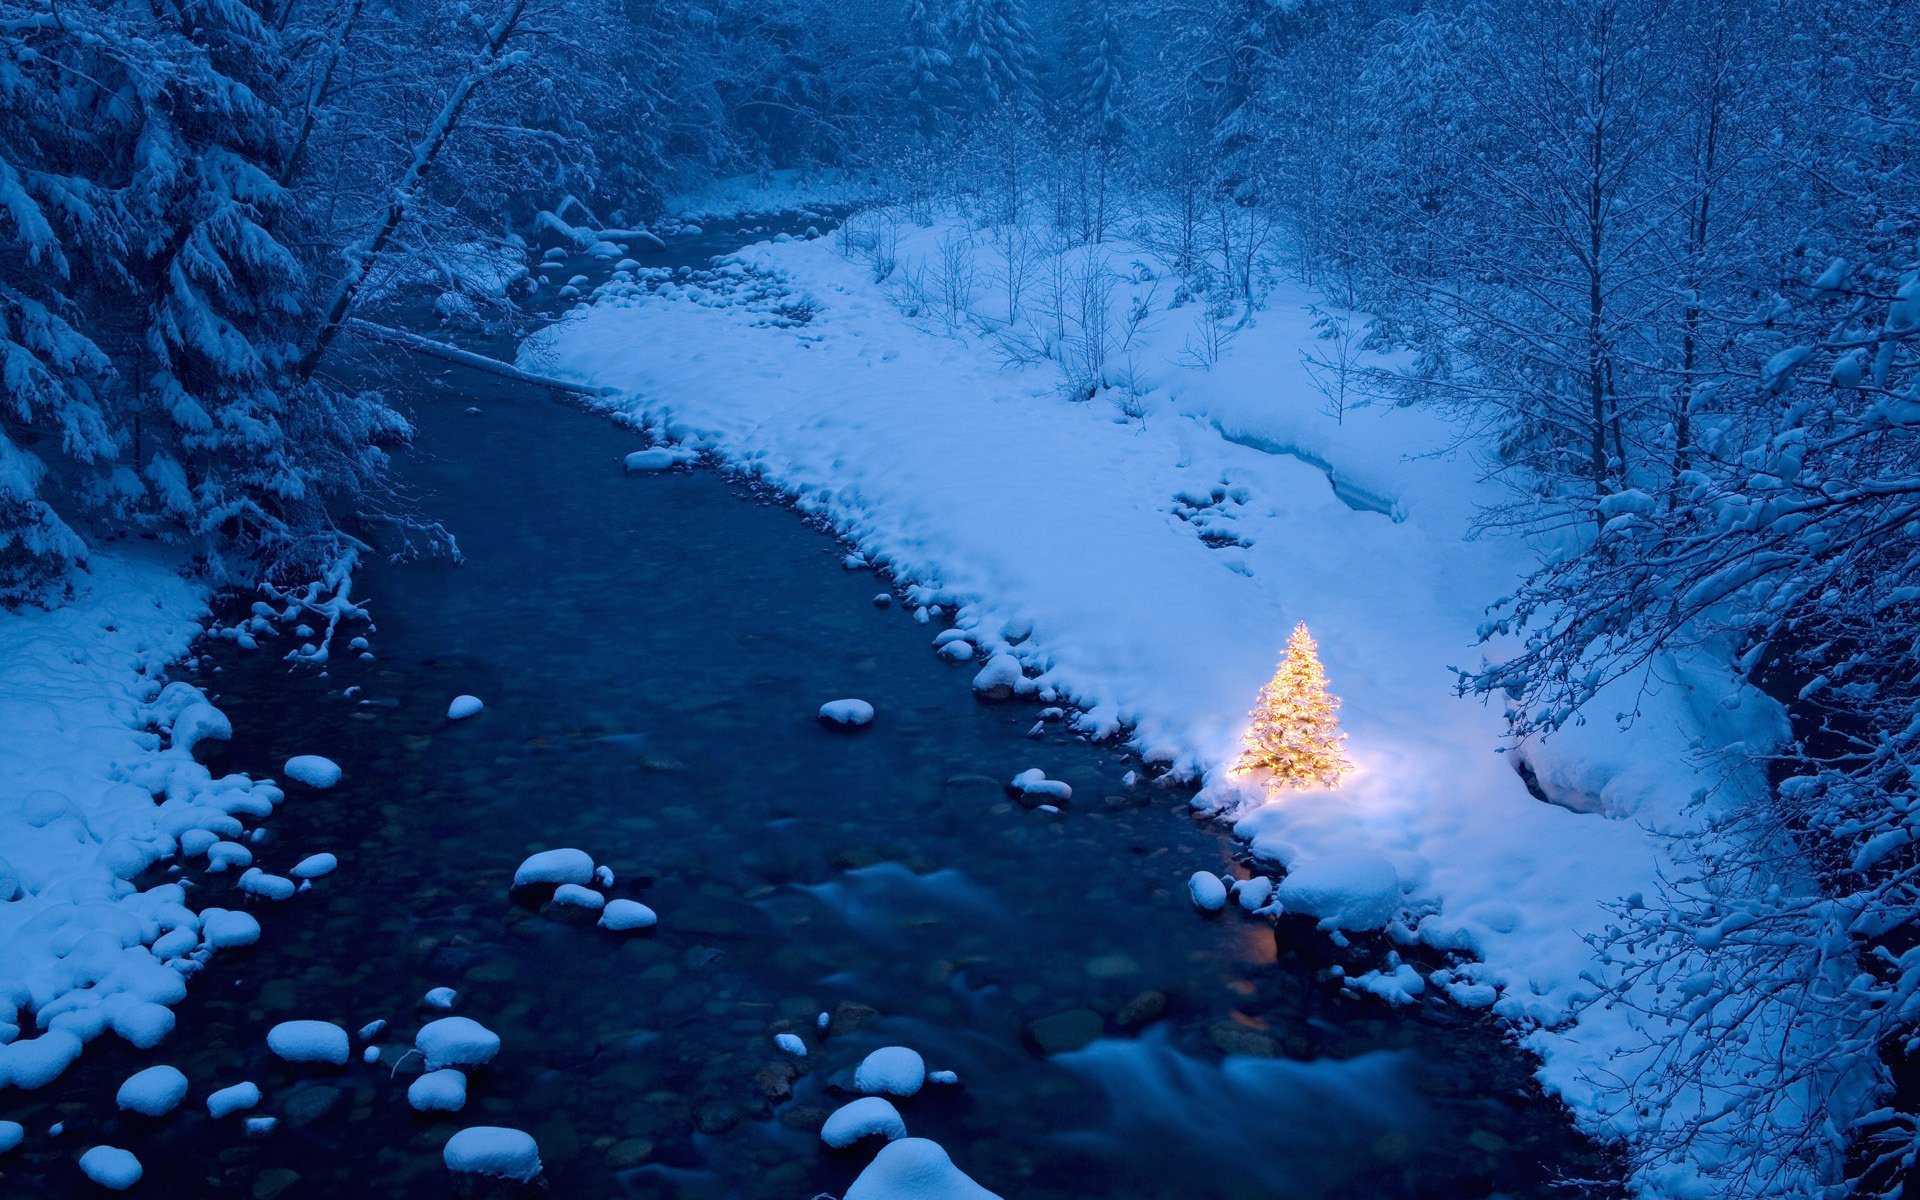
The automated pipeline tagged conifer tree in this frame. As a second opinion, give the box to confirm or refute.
[1234,623,1350,789]
[902,0,953,140]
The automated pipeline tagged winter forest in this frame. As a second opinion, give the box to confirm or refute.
[2,0,1918,1197]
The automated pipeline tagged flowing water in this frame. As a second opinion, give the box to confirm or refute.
[0,222,1618,1199]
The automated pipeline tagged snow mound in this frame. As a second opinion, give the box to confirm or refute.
[290,853,338,879]
[821,1096,907,1149]
[409,1068,468,1112]
[115,1065,188,1116]
[599,899,658,931]
[79,1146,142,1191]
[447,695,485,720]
[550,883,605,910]
[1274,853,1402,931]
[444,1126,541,1181]
[854,1046,926,1097]
[1009,768,1071,802]
[845,1138,1002,1200]
[424,987,458,1010]
[775,1033,807,1057]
[207,1081,260,1118]
[417,1016,500,1071]
[819,698,876,728]
[282,755,341,789]
[267,1020,350,1065]
[201,908,261,948]
[623,447,698,471]
[1188,871,1229,912]
[513,848,594,888]
[0,1121,21,1153]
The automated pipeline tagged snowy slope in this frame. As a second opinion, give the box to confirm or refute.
[527,214,1831,1194]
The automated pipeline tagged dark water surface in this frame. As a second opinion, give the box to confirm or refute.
[1,227,1617,1199]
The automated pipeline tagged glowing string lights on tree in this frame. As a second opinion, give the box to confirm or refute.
[1233,622,1351,791]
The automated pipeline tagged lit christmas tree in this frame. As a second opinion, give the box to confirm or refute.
[1233,623,1351,790]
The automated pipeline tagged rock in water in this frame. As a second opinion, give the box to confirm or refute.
[853,1046,926,1097]
[207,1082,261,1117]
[78,1146,143,1191]
[267,1021,350,1065]
[845,1139,1003,1200]
[443,1126,541,1182]
[417,1017,501,1071]
[409,1069,468,1113]
[0,1121,22,1153]
[447,695,485,720]
[623,447,697,471]
[1274,853,1402,931]
[820,1097,907,1150]
[283,755,341,789]
[598,899,658,931]
[1009,768,1071,804]
[1188,871,1229,912]
[818,698,876,729]
[512,848,595,889]
[115,1065,188,1116]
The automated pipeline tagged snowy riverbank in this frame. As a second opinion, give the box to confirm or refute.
[0,554,284,1088]
[528,209,1834,1194]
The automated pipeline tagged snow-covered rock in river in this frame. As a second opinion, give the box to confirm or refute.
[845,1138,1002,1200]
[1274,853,1402,931]
[550,883,605,910]
[424,987,458,1010]
[512,848,594,888]
[201,908,261,949]
[444,1126,541,1182]
[290,853,338,879]
[267,1020,350,1065]
[409,1069,468,1113]
[282,755,341,789]
[417,1016,500,1071]
[1008,768,1070,803]
[774,1033,807,1057]
[821,1097,908,1149]
[0,1121,21,1153]
[1187,871,1229,912]
[207,1082,261,1117]
[623,447,698,471]
[171,701,232,759]
[239,868,296,900]
[115,1065,188,1116]
[599,899,657,931]
[447,695,485,720]
[818,698,875,728]
[79,1146,143,1191]
[970,654,1028,701]
[854,1046,926,1097]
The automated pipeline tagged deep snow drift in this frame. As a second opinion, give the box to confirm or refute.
[529,207,1826,1193]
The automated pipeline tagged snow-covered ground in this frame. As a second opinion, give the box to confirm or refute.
[528,208,1825,1193]
[0,552,284,1091]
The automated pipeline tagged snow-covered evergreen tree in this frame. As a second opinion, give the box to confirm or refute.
[902,0,954,140]
[949,0,1038,118]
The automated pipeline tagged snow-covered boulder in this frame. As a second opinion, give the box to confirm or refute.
[116,1065,188,1116]
[1187,871,1228,912]
[821,1097,907,1149]
[971,655,1028,701]
[1009,768,1071,804]
[447,695,485,720]
[845,1138,1002,1200]
[550,883,605,911]
[290,853,338,880]
[267,1020,350,1065]
[623,447,698,471]
[444,1126,541,1182]
[1274,853,1402,931]
[409,1069,468,1113]
[171,701,232,759]
[774,1033,807,1057]
[0,1121,21,1153]
[207,1082,261,1118]
[599,899,657,931]
[201,908,261,948]
[512,848,594,889]
[854,1046,926,1097]
[417,1017,500,1071]
[818,698,875,729]
[424,987,458,1010]
[0,1031,82,1088]
[283,755,341,789]
[79,1146,142,1191]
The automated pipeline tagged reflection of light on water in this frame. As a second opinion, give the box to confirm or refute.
[1052,1029,1427,1192]
[792,862,1004,940]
